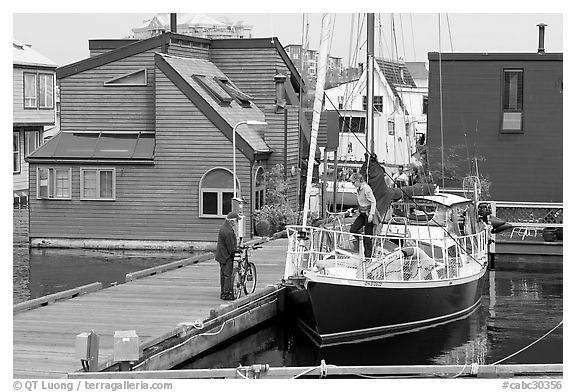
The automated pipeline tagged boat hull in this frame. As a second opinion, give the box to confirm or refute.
[288,267,487,345]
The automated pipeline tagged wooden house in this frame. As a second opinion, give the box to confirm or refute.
[13,40,57,205]
[27,32,304,249]
[324,58,420,172]
[427,50,562,203]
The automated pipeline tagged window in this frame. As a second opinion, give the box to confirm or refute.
[13,132,21,173]
[192,74,233,106]
[388,120,395,136]
[39,74,54,108]
[337,96,344,110]
[339,116,366,134]
[199,168,239,218]
[37,167,72,199]
[422,96,429,115]
[104,69,147,87]
[24,73,37,108]
[80,168,116,200]
[25,131,42,156]
[502,69,523,133]
[254,167,265,210]
[363,95,383,112]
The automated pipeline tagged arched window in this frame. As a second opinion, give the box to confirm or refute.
[254,166,265,210]
[199,168,239,218]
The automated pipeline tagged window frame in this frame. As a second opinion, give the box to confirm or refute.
[25,130,42,157]
[80,167,116,201]
[13,132,21,174]
[38,72,54,109]
[198,167,239,219]
[501,68,524,134]
[36,167,72,200]
[23,72,38,109]
[254,166,266,211]
[363,95,383,113]
[103,68,147,87]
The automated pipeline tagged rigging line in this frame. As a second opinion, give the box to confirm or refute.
[491,320,563,366]
[445,13,454,53]
[438,13,445,188]
[409,14,417,61]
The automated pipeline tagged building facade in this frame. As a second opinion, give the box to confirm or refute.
[284,44,342,86]
[427,52,562,202]
[27,33,304,249]
[132,13,253,40]
[13,40,57,205]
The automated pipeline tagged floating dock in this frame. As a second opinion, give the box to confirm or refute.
[13,239,288,378]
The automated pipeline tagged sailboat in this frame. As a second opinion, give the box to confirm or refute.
[284,14,492,345]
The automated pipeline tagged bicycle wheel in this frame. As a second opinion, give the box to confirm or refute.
[232,268,242,299]
[243,262,257,295]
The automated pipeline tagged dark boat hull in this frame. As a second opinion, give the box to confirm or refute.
[288,267,487,345]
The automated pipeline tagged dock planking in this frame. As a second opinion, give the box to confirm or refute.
[13,238,289,379]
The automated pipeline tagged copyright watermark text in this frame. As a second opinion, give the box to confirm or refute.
[13,380,173,392]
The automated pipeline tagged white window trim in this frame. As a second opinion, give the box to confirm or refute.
[80,167,116,201]
[36,167,72,200]
[13,132,21,174]
[25,130,42,157]
[198,167,240,219]
[38,73,54,109]
[24,72,37,109]
[104,68,148,87]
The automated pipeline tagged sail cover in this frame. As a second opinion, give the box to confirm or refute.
[360,153,436,219]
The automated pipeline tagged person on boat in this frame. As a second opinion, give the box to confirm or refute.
[392,165,409,187]
[215,211,239,301]
[350,172,377,257]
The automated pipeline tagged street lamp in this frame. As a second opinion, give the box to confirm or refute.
[232,120,267,198]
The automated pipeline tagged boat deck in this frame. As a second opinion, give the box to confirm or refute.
[12,239,288,379]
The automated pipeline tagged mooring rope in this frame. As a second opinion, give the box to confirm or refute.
[491,320,563,366]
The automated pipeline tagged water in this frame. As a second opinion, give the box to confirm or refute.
[177,269,563,369]
[12,207,206,304]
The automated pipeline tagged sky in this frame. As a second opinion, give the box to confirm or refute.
[12,11,564,68]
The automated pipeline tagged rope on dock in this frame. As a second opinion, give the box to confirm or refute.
[132,287,284,371]
[491,319,563,366]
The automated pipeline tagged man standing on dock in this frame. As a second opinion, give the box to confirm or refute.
[215,212,239,300]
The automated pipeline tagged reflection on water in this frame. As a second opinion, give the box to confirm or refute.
[178,269,563,369]
[13,247,203,304]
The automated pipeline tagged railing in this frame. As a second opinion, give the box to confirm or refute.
[285,225,488,283]
[491,201,563,228]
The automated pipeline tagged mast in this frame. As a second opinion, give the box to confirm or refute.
[301,13,335,227]
[366,13,375,155]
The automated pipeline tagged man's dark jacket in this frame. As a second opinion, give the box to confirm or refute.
[215,221,237,264]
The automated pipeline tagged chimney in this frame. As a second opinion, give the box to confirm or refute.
[274,73,287,111]
[537,23,547,54]
[170,13,177,34]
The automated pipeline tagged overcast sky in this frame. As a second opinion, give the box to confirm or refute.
[12,11,563,67]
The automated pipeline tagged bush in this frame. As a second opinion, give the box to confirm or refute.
[254,164,299,235]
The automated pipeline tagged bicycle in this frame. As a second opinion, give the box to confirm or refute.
[232,244,261,299]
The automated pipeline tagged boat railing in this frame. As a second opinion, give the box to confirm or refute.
[285,225,488,282]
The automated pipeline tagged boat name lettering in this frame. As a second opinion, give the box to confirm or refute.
[364,280,383,287]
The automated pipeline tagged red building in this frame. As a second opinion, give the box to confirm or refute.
[427,50,562,203]
[27,32,306,249]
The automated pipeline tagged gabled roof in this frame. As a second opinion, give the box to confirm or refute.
[156,53,271,160]
[13,39,57,68]
[375,58,417,91]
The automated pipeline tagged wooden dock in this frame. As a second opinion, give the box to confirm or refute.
[13,238,289,379]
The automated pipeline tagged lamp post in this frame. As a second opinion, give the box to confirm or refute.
[232,120,267,198]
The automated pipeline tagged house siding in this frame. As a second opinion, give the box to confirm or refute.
[59,50,157,132]
[28,67,255,243]
[167,40,210,60]
[210,47,290,108]
[427,56,562,202]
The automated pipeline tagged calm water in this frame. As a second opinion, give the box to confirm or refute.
[13,246,204,304]
[177,269,563,368]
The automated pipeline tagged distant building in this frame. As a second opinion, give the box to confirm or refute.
[427,49,562,202]
[284,44,342,86]
[132,13,253,40]
[13,39,57,206]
